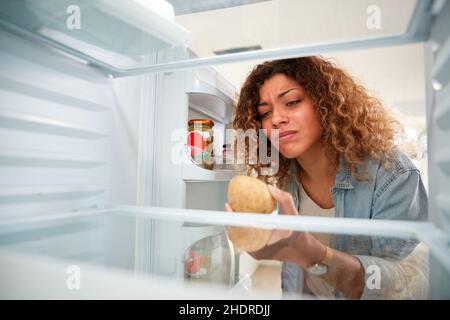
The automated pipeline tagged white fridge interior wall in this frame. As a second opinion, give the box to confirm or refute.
[0,28,157,269]
[2,24,161,268]
[0,29,155,220]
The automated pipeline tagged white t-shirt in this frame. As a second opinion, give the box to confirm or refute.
[298,183,336,299]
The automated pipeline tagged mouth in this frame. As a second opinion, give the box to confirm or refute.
[278,130,297,142]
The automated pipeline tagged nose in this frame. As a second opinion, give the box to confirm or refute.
[271,106,288,128]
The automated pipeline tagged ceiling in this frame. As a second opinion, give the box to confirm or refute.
[170,0,426,122]
[174,0,417,58]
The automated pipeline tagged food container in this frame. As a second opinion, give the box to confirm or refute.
[185,248,209,277]
[184,232,233,285]
[187,119,215,170]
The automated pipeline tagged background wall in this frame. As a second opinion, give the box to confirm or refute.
[213,43,429,188]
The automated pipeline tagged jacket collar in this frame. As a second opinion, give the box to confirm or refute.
[334,157,354,190]
[289,157,354,190]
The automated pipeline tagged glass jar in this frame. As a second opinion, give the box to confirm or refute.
[184,232,233,285]
[187,119,214,170]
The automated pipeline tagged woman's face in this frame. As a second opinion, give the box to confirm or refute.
[257,73,323,159]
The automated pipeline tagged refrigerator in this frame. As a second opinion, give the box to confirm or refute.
[0,0,449,299]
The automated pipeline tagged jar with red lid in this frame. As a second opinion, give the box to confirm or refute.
[187,119,215,170]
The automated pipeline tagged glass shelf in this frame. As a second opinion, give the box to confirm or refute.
[0,0,190,71]
[0,0,433,77]
[0,205,449,299]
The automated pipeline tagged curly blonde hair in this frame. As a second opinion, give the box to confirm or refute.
[233,56,400,187]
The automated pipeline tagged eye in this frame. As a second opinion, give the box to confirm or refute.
[260,111,272,120]
[286,99,301,107]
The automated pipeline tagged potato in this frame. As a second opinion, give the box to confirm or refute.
[227,176,276,213]
[226,226,272,253]
[226,176,276,252]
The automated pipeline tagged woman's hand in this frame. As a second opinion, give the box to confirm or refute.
[264,185,297,245]
[225,185,326,269]
[225,185,366,299]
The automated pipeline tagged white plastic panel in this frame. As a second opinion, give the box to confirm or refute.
[0,28,154,220]
[182,162,237,182]
[0,29,112,219]
[0,0,190,71]
[185,68,236,123]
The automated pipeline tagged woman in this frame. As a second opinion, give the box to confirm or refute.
[226,57,429,299]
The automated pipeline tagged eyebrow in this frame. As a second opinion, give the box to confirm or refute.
[257,88,301,107]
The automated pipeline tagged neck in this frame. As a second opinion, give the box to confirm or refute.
[296,143,336,182]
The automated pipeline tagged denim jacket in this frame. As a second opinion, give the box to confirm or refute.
[281,150,429,299]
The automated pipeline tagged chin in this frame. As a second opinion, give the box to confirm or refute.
[278,149,301,159]
[278,145,307,159]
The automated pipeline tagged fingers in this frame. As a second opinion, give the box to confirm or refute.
[249,236,291,261]
[267,229,293,246]
[267,185,298,215]
[225,202,233,212]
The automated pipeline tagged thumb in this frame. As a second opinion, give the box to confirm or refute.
[224,202,233,212]
[267,185,298,215]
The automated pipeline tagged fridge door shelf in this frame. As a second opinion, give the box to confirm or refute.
[184,68,237,182]
[182,160,240,182]
[186,69,236,124]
